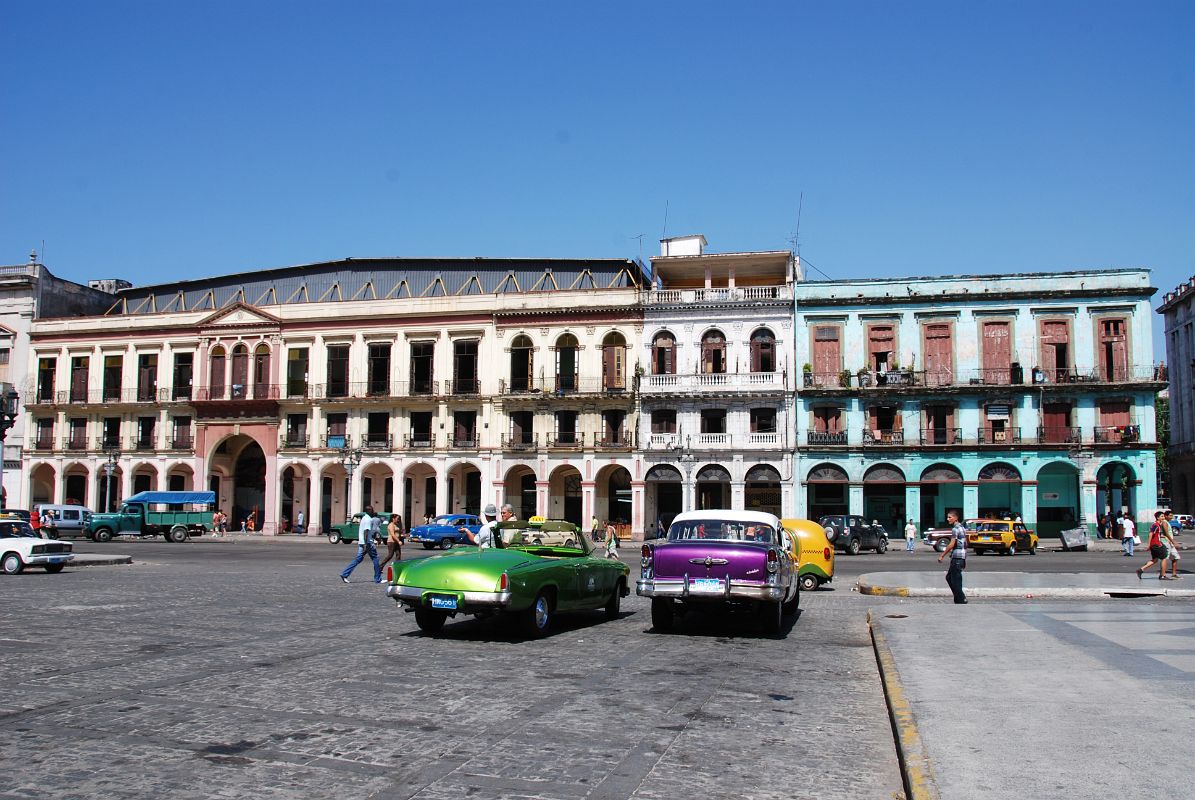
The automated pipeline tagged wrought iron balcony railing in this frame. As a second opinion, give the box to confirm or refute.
[920,427,963,446]
[807,430,848,445]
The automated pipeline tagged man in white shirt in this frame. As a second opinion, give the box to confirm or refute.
[471,503,514,549]
[339,506,382,583]
[1120,513,1136,556]
[904,519,917,552]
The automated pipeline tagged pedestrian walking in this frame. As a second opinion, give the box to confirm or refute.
[591,514,602,542]
[295,509,305,535]
[904,518,917,552]
[1120,512,1136,556]
[340,506,382,584]
[937,509,968,604]
[381,514,403,567]
[656,518,666,539]
[1164,510,1182,579]
[604,520,619,559]
[1137,511,1171,580]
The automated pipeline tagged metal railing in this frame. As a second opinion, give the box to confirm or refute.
[1093,425,1141,444]
[406,435,434,449]
[977,427,1023,445]
[323,434,349,449]
[595,434,634,450]
[546,433,584,450]
[132,437,157,451]
[499,377,624,395]
[445,378,480,395]
[640,371,788,393]
[451,437,478,449]
[862,429,905,445]
[502,435,538,452]
[361,433,393,450]
[65,436,89,451]
[280,434,308,449]
[1037,425,1083,444]
[920,427,963,445]
[644,285,793,304]
[170,434,194,449]
[807,430,847,445]
[195,384,282,401]
[32,437,54,451]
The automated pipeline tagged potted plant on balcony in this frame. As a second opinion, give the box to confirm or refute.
[802,363,813,387]
[838,368,853,388]
[857,366,873,388]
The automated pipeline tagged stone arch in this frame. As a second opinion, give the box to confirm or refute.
[805,462,848,519]
[29,463,56,506]
[745,463,782,517]
[207,433,265,530]
[978,461,1022,519]
[547,464,584,526]
[920,463,963,529]
[446,459,482,517]
[62,461,91,506]
[595,462,633,528]
[1037,461,1081,537]
[402,461,438,527]
[700,328,727,374]
[863,463,905,532]
[644,463,683,533]
[279,462,312,533]
[504,464,538,520]
[695,463,730,509]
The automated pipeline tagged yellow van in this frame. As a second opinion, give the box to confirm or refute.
[782,518,835,592]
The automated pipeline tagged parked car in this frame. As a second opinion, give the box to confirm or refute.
[328,511,402,544]
[386,522,629,637]
[1,519,74,574]
[969,519,1039,555]
[406,514,483,549]
[638,510,799,635]
[88,491,215,542]
[819,514,888,555]
[923,519,980,552]
[1173,513,1194,531]
[0,509,31,523]
[781,518,835,592]
[32,504,92,539]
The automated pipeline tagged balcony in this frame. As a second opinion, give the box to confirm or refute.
[499,377,627,396]
[976,427,1024,445]
[324,434,349,449]
[132,436,157,451]
[862,429,904,446]
[445,378,479,396]
[406,435,434,450]
[32,437,54,451]
[170,433,194,450]
[502,435,538,452]
[920,428,964,446]
[639,371,788,395]
[97,437,121,451]
[595,434,634,451]
[1037,426,1083,445]
[807,430,848,446]
[1093,425,1141,445]
[361,433,393,451]
[196,384,281,401]
[451,436,478,449]
[695,433,729,447]
[803,371,852,389]
[647,433,679,449]
[301,381,441,400]
[65,436,90,451]
[748,432,781,446]
[39,387,176,406]
[644,285,793,305]
[280,433,308,450]
[547,433,584,451]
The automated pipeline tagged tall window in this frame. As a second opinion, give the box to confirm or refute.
[367,343,391,396]
[172,416,192,448]
[285,413,307,445]
[366,412,390,446]
[602,332,627,390]
[750,329,775,373]
[509,410,534,444]
[410,341,434,395]
[812,326,841,384]
[652,331,676,375]
[137,417,156,449]
[700,409,726,434]
[750,407,777,433]
[1099,318,1128,381]
[287,348,309,397]
[453,411,477,446]
[510,335,533,391]
[209,347,226,399]
[252,344,271,399]
[326,412,348,448]
[230,345,249,398]
[172,353,193,400]
[981,321,1012,384]
[37,357,56,402]
[36,417,54,448]
[813,406,843,433]
[603,410,626,443]
[137,353,158,401]
[1041,402,1074,443]
[326,344,349,398]
[555,334,578,392]
[700,330,726,374]
[102,417,121,449]
[409,411,433,445]
[867,325,895,372]
[453,339,479,394]
[1039,320,1071,382]
[922,324,953,386]
[555,410,578,444]
[102,355,123,401]
[69,418,87,449]
[652,409,677,434]
[70,356,89,402]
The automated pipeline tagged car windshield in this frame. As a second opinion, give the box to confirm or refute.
[0,521,38,538]
[668,519,777,544]
[432,516,459,526]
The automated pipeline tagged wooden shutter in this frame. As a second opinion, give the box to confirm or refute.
[813,327,840,379]
[982,322,1011,382]
[923,324,953,386]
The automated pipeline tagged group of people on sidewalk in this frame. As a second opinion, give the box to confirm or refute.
[1137,509,1182,581]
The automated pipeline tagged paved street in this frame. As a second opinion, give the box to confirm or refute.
[1,540,903,800]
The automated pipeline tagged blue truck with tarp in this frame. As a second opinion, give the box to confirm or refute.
[87,491,216,543]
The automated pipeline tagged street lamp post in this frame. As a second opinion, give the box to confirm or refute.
[0,387,20,508]
[104,448,120,512]
[339,445,363,521]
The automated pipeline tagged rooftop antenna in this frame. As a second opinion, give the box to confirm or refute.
[630,233,645,263]
[786,192,804,258]
[662,199,669,240]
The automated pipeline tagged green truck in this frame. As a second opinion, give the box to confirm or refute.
[88,491,216,543]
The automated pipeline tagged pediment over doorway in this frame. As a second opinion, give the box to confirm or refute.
[198,302,281,333]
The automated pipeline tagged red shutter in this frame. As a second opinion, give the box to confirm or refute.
[923,324,953,386]
[813,327,840,381]
[982,322,1011,382]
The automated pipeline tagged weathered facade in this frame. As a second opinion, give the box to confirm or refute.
[1159,276,1195,513]
[794,268,1163,536]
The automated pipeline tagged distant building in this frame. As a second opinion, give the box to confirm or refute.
[794,268,1164,537]
[1159,276,1195,512]
[0,252,116,506]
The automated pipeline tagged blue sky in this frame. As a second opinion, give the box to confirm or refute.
[2,1,1192,339]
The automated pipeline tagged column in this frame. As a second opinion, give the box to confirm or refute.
[1020,483,1038,528]
[963,482,979,520]
[631,480,645,539]
[1081,480,1099,537]
[730,480,745,511]
[848,484,863,517]
[580,480,596,524]
[434,460,449,516]
[535,480,550,518]
[308,465,324,536]
[349,467,364,514]
[904,484,922,527]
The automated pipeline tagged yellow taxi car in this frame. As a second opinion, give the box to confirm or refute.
[967,518,1038,556]
[781,518,835,592]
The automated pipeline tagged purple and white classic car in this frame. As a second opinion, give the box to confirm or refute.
[637,510,799,634]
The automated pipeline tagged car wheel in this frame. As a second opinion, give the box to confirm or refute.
[604,580,623,619]
[564,539,576,549]
[440,538,454,550]
[1030,545,1037,555]
[651,598,674,632]
[531,538,543,546]
[327,532,340,544]
[799,573,818,593]
[877,537,888,554]
[168,526,188,543]
[422,543,435,550]
[521,591,553,638]
[758,599,783,635]
[1006,542,1017,556]
[44,563,65,574]
[414,608,447,633]
[934,540,947,553]
[847,538,861,555]
[94,528,113,543]
[2,552,24,574]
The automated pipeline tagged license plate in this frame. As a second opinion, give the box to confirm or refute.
[48,557,67,563]
[429,596,458,610]
[690,578,723,592]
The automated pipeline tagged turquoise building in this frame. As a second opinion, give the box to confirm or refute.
[793,268,1162,538]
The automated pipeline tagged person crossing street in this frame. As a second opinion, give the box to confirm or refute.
[937,510,968,604]
[340,506,382,584]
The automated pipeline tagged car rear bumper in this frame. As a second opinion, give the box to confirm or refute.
[24,553,75,566]
[636,578,785,602]
[386,584,513,609]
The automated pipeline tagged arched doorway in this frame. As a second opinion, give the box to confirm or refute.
[132,464,158,496]
[596,465,633,527]
[806,463,848,520]
[209,435,266,531]
[361,461,395,514]
[645,464,682,532]
[504,465,537,520]
[1037,462,1081,538]
[404,462,437,525]
[696,464,730,509]
[978,462,1021,519]
[63,463,89,506]
[920,464,963,528]
[447,461,481,516]
[29,464,55,506]
[863,464,905,534]
[509,335,534,392]
[95,464,124,512]
[1096,461,1136,528]
[745,464,782,517]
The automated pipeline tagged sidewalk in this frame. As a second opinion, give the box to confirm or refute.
[870,604,1195,799]
[858,570,1195,598]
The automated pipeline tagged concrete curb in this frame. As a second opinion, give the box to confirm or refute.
[70,555,134,567]
[857,579,1195,599]
[868,610,940,800]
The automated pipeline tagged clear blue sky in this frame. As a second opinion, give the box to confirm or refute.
[3,1,1192,337]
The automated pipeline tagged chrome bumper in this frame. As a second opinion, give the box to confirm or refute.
[385,584,513,608]
[25,553,75,566]
[636,578,784,602]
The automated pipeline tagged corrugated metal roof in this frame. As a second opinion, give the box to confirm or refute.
[108,257,645,315]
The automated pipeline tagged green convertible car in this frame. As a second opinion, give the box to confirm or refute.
[384,520,630,637]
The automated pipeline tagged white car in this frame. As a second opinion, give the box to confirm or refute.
[1,518,75,574]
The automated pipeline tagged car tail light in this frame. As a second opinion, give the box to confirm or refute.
[641,544,653,570]
[766,548,779,573]
[385,564,393,583]
[823,547,832,560]
[499,572,509,591]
